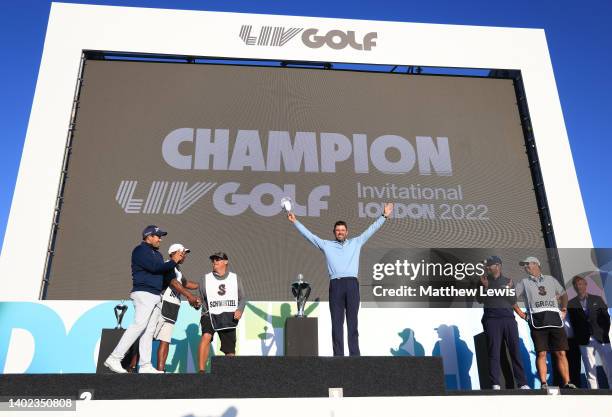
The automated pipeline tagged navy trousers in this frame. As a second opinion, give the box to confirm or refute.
[329,278,360,356]
[482,317,527,387]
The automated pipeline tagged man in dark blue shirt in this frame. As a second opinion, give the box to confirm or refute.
[477,256,529,389]
[105,225,184,374]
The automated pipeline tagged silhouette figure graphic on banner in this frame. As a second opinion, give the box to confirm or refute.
[390,328,425,357]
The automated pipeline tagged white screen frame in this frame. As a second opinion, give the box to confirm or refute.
[0,2,591,300]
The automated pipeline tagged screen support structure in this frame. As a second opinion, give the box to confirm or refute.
[39,51,561,299]
[490,69,562,279]
[39,52,87,300]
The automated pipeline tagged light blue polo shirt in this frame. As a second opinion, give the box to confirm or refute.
[294,216,386,280]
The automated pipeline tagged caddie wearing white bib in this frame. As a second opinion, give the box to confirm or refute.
[514,256,576,389]
[197,251,246,373]
[153,243,201,372]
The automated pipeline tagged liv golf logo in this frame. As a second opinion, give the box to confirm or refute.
[239,25,377,51]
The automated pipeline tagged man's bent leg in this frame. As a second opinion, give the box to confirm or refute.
[198,333,213,372]
[138,301,162,367]
[109,291,158,360]
[157,341,169,372]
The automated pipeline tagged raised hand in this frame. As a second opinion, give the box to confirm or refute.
[480,274,488,288]
[170,250,184,263]
[287,212,296,223]
[383,202,394,218]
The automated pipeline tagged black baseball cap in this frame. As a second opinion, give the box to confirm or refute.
[209,251,229,261]
[142,225,167,239]
[485,256,502,266]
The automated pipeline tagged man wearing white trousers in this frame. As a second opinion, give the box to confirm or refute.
[104,225,184,374]
[567,275,612,388]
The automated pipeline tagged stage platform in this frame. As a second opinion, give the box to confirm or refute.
[1,356,448,399]
[2,356,610,401]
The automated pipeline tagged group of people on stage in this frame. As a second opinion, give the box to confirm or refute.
[104,203,394,373]
[102,205,611,390]
[478,255,612,390]
[104,225,246,374]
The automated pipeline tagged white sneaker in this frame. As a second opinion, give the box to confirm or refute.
[104,357,127,374]
[139,364,164,374]
[520,385,531,390]
[492,385,501,390]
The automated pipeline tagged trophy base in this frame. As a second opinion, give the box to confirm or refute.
[284,316,318,356]
[96,328,139,373]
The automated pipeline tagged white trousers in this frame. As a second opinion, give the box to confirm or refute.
[579,338,612,389]
[109,291,161,367]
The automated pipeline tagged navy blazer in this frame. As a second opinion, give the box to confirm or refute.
[568,294,611,345]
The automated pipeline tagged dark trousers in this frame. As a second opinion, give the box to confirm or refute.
[482,317,527,386]
[329,278,360,356]
[566,337,582,387]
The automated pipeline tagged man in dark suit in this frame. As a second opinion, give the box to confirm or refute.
[567,275,612,388]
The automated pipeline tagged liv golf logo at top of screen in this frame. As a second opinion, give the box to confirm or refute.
[239,25,377,51]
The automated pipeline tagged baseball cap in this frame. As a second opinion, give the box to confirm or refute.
[168,243,190,255]
[142,225,167,239]
[519,256,541,266]
[485,256,502,266]
[209,251,229,261]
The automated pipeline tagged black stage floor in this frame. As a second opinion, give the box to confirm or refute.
[1,357,609,400]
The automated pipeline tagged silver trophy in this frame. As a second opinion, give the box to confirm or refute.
[281,196,293,213]
[291,273,312,318]
[114,302,128,329]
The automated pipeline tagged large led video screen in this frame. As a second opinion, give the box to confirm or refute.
[45,59,546,299]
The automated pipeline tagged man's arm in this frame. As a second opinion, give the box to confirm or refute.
[595,295,611,332]
[553,277,568,318]
[234,277,247,320]
[197,277,209,313]
[514,279,525,299]
[169,279,200,307]
[559,292,568,319]
[475,273,488,304]
[505,278,518,305]
[512,303,527,320]
[183,280,199,290]
[356,203,393,244]
[513,280,528,318]
[287,212,326,250]
[133,245,178,274]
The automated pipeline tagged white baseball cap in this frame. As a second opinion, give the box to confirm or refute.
[519,256,540,266]
[168,243,190,255]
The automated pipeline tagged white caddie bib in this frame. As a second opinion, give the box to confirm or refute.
[205,272,239,330]
[522,278,563,329]
[160,267,182,323]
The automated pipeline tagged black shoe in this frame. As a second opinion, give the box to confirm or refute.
[563,383,577,389]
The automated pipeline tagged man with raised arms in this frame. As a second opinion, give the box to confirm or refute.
[287,203,393,356]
